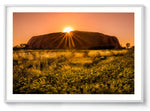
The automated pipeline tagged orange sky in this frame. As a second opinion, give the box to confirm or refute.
[13,13,134,47]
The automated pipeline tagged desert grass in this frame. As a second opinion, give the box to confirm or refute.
[13,49,134,94]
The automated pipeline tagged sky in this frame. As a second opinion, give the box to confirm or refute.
[13,13,134,47]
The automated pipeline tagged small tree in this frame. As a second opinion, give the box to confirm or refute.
[126,43,130,49]
[20,44,29,49]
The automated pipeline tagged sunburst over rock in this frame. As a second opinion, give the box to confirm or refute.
[27,31,121,49]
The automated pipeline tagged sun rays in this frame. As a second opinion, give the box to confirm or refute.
[50,27,91,49]
[56,32,75,49]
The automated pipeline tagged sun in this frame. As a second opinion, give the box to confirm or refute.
[63,27,73,33]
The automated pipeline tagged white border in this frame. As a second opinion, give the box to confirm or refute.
[5,6,143,102]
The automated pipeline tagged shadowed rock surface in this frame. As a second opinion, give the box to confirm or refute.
[27,31,121,49]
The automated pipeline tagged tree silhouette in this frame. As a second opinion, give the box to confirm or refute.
[126,43,130,49]
[13,44,29,50]
[20,44,29,49]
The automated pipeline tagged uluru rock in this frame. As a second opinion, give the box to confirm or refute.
[27,31,121,49]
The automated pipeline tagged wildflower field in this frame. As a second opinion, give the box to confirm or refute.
[13,49,134,94]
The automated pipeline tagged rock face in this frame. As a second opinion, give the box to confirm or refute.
[27,31,121,49]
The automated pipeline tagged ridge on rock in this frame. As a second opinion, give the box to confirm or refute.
[27,31,121,49]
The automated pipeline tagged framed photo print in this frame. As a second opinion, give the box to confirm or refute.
[5,6,144,102]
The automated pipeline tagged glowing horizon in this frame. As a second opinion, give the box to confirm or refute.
[63,27,73,33]
[13,13,134,47]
